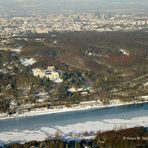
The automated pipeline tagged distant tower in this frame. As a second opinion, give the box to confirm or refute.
[100,12,105,20]
[96,11,101,19]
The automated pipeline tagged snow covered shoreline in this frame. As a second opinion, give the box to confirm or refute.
[0,100,148,121]
[0,100,148,144]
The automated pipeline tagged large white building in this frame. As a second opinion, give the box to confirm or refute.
[32,66,63,83]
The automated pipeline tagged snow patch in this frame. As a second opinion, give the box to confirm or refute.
[143,81,148,87]
[20,58,36,66]
[0,48,22,53]
[120,49,130,56]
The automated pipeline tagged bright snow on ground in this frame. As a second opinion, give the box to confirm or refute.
[120,48,130,56]
[0,48,22,53]
[143,81,148,87]
[141,96,148,100]
[20,58,36,66]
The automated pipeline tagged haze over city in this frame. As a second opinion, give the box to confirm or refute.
[0,0,148,16]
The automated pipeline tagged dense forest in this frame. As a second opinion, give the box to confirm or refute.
[0,31,148,113]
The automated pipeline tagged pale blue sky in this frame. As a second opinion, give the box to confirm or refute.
[1,0,148,9]
[0,0,148,16]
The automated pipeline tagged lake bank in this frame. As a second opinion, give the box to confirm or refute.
[0,99,148,121]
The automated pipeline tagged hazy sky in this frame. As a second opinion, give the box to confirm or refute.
[0,0,148,16]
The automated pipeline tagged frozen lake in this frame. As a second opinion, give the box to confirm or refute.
[0,102,148,133]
